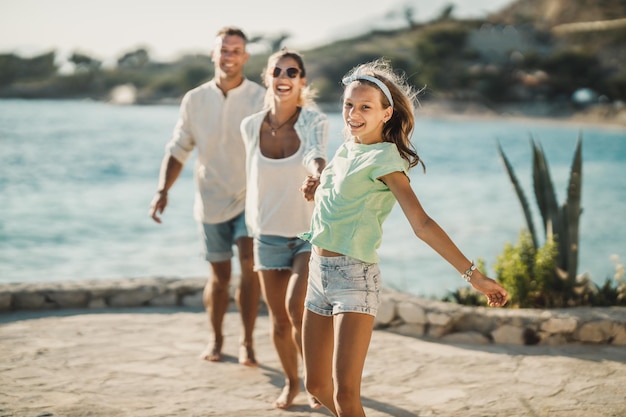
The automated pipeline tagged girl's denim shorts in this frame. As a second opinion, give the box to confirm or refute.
[305,250,381,317]
[253,235,311,271]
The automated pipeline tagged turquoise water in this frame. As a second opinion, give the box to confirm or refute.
[1,99,624,297]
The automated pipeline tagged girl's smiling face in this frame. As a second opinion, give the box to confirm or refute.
[342,83,393,145]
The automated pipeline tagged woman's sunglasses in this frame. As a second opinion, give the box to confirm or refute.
[272,67,300,79]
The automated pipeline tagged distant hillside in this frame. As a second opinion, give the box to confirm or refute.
[282,0,626,123]
[491,0,626,26]
[284,0,625,104]
[1,0,624,125]
[489,0,626,98]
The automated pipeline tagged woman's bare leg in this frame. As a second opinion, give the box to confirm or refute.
[259,268,300,409]
[285,252,320,408]
[303,309,338,416]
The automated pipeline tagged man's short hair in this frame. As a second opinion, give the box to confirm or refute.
[216,27,248,44]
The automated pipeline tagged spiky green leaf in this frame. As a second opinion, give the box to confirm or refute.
[531,137,559,240]
[564,134,583,284]
[497,140,538,248]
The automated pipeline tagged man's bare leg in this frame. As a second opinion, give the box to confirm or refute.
[235,237,260,366]
[200,260,232,362]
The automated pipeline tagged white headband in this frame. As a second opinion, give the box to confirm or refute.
[342,72,394,107]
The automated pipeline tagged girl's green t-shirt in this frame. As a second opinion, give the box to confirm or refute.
[300,140,409,263]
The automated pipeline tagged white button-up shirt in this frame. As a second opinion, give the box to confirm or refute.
[166,79,266,224]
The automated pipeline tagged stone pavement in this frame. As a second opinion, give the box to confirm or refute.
[1,307,625,417]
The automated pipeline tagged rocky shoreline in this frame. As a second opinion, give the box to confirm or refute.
[2,277,624,347]
[315,97,626,129]
[415,99,626,129]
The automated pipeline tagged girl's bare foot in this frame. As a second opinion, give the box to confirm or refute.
[238,343,258,367]
[274,384,299,409]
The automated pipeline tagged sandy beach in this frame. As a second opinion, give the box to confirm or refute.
[1,305,625,417]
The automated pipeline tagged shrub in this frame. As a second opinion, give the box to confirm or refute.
[493,229,560,308]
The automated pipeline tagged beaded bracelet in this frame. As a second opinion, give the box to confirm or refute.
[461,261,477,282]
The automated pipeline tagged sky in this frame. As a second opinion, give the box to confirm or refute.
[0,0,514,63]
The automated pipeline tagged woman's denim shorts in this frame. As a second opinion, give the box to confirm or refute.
[305,251,381,317]
[253,235,311,271]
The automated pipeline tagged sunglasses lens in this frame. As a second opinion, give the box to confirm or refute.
[272,67,300,78]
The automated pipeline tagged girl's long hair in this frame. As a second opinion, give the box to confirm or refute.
[342,59,425,171]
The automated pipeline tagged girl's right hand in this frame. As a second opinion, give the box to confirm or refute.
[300,176,320,202]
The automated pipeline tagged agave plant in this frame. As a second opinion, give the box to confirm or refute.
[497,134,583,287]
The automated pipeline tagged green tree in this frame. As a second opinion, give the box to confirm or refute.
[415,24,469,90]
[70,52,102,72]
[0,51,57,85]
[540,50,604,98]
[0,53,20,86]
[117,48,150,69]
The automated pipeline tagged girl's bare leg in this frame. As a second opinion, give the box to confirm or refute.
[333,312,375,417]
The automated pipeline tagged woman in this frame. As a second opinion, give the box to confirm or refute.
[240,49,328,410]
[299,59,508,417]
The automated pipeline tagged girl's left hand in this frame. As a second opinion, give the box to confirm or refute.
[471,273,508,307]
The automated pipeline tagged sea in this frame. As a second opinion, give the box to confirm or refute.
[1,98,625,298]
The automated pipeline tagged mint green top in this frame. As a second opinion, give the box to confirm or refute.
[299,140,409,263]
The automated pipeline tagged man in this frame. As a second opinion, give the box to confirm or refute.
[150,27,265,366]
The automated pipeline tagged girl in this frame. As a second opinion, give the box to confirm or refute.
[240,49,328,410]
[299,59,508,417]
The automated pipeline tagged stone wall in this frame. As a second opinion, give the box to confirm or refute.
[1,277,625,346]
[376,287,626,346]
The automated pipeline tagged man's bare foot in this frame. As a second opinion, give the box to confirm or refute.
[238,344,258,367]
[307,392,322,410]
[274,384,299,409]
[200,341,222,362]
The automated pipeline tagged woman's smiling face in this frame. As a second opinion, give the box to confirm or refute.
[266,56,305,103]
